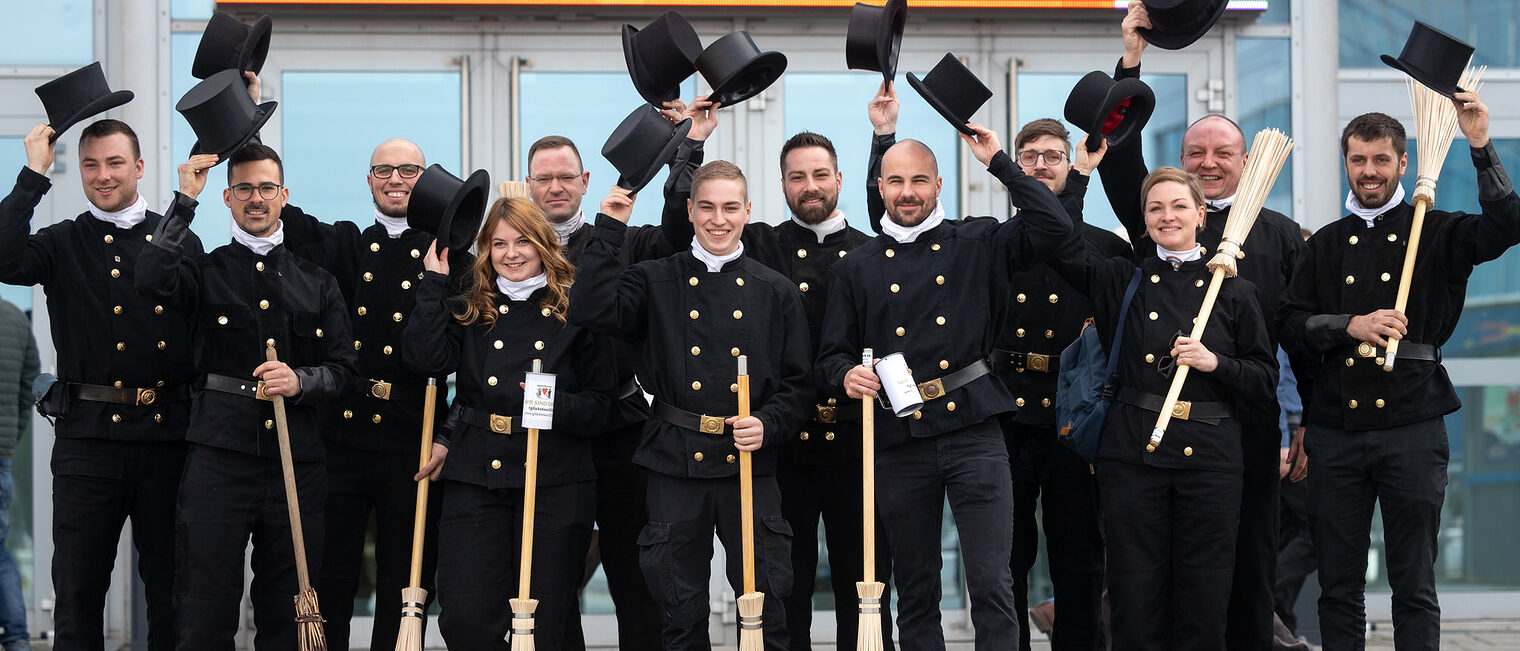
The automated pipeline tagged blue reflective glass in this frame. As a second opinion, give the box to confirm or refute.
[519,73,696,228]
[1259,0,1289,24]
[1238,37,1295,220]
[1340,0,1520,68]
[783,72,960,233]
[171,0,215,20]
[0,139,32,312]
[0,1,92,65]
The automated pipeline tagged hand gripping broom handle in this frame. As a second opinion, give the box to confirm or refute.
[266,344,314,592]
[519,359,543,601]
[407,379,438,588]
[738,355,755,596]
[1383,192,1432,371]
[1147,269,1226,452]
[861,349,876,584]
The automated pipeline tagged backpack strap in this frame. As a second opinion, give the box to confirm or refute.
[1102,267,1144,397]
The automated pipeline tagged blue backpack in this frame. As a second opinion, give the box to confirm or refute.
[1054,268,1141,462]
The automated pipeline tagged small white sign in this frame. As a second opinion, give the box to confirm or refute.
[521,371,557,430]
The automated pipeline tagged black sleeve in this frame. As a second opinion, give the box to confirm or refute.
[1210,286,1280,412]
[985,151,1074,272]
[134,193,203,315]
[1278,233,1355,358]
[815,264,863,398]
[0,167,56,286]
[755,287,813,448]
[290,275,360,406]
[866,132,895,235]
[566,214,649,339]
[1096,126,1150,249]
[1444,143,1520,274]
[556,329,619,440]
[401,270,463,377]
[658,138,705,254]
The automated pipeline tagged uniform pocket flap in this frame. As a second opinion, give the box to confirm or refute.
[636,521,672,546]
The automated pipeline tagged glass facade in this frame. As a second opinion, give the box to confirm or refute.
[0,1,92,66]
[1237,37,1295,220]
[1340,1,1520,69]
[0,140,31,313]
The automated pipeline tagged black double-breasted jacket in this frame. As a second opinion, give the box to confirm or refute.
[135,194,360,462]
[818,148,1073,450]
[0,167,202,440]
[568,214,814,479]
[1280,144,1520,431]
[404,271,616,489]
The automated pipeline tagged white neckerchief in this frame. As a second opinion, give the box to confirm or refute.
[1156,243,1203,270]
[496,272,548,301]
[374,209,408,239]
[691,237,745,273]
[87,194,148,230]
[231,220,285,256]
[1345,182,1406,227]
[791,211,847,244]
[879,202,946,244]
[552,210,586,246]
[1205,194,1235,212]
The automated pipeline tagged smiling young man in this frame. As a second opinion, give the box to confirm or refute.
[1281,105,1520,650]
[569,160,812,651]
[0,118,202,650]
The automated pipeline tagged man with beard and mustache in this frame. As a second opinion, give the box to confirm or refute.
[1280,107,1518,650]
[657,94,894,650]
[817,82,1071,651]
[0,118,203,650]
[1096,6,1309,648]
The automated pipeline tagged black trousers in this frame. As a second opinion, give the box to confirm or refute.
[878,421,1017,651]
[1273,475,1315,635]
[434,478,595,650]
[51,437,184,651]
[1098,459,1241,651]
[639,473,792,651]
[776,455,894,651]
[318,444,441,650]
[174,443,326,651]
[1305,421,1447,651]
[583,424,662,651]
[1005,422,1105,651]
[1226,426,1283,651]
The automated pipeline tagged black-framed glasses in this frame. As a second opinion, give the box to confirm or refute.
[1016,149,1068,167]
[370,164,423,179]
[229,182,283,201]
[1156,330,1186,378]
[528,174,583,187]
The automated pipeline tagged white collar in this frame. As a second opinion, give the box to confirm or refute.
[231,220,285,256]
[690,237,745,273]
[87,194,148,230]
[1155,243,1203,269]
[1345,183,1406,227]
[879,202,946,244]
[374,209,408,239]
[1205,194,1235,212]
[496,272,548,301]
[551,210,586,247]
[791,211,847,244]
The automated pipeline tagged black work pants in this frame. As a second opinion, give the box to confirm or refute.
[51,437,185,651]
[1306,421,1446,651]
[174,443,326,651]
[1273,475,1315,635]
[777,454,894,651]
[1006,422,1105,651]
[585,424,662,651]
[878,421,1017,651]
[318,444,441,650]
[1226,425,1283,651]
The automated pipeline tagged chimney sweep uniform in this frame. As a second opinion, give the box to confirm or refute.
[819,135,1072,650]
[1280,142,1520,650]
[0,165,201,651]
[569,209,813,651]
[136,191,359,650]
[403,271,616,650]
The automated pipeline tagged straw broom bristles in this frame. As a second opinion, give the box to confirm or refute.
[857,348,885,651]
[265,344,327,651]
[1383,63,1486,371]
[1147,128,1293,452]
[395,378,439,651]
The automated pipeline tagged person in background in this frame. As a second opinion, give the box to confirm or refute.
[0,297,37,651]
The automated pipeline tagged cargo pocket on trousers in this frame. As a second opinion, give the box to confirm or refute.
[636,522,675,607]
[760,515,795,597]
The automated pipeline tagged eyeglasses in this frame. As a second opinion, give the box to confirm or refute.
[229,183,283,201]
[1156,330,1186,378]
[370,164,423,179]
[529,174,583,187]
[1016,149,1068,167]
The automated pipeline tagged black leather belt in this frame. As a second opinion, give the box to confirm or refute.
[360,379,426,402]
[67,382,190,407]
[1335,341,1440,363]
[653,401,732,435]
[618,378,644,400]
[203,374,272,401]
[455,405,527,435]
[812,401,860,424]
[991,349,1059,374]
[917,360,992,401]
[1116,388,1232,426]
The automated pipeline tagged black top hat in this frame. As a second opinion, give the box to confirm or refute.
[192,12,273,81]
[1137,0,1229,51]
[409,165,491,255]
[623,12,704,107]
[1381,21,1475,99]
[176,69,277,164]
[846,0,908,83]
[602,105,693,194]
[695,32,788,108]
[35,62,135,143]
[1063,71,1156,153]
[907,53,992,136]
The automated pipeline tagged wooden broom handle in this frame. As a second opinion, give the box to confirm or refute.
[1148,268,1225,452]
[1383,197,1430,371]
[407,379,438,588]
[862,380,875,584]
[738,370,755,596]
[266,344,313,591]
[519,360,543,601]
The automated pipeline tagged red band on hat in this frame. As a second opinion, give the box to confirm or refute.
[1101,97,1133,135]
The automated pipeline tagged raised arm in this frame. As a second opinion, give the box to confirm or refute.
[652,96,717,256]
[0,125,63,285]
[865,81,898,234]
[1442,93,1520,272]
[960,123,1072,270]
[566,187,650,338]
[402,244,464,377]
[136,155,220,314]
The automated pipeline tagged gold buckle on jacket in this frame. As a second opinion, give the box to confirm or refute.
[1171,400,1192,421]
[699,415,725,435]
[489,414,513,434]
[254,381,270,401]
[369,380,392,400]
[814,405,837,423]
[1026,353,1050,373]
[135,388,157,406]
[918,378,945,401]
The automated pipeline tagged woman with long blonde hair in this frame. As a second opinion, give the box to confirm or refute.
[403,196,616,649]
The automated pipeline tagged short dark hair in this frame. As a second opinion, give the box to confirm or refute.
[79,119,141,159]
[691,160,747,201]
[527,135,582,174]
[1341,112,1407,157]
[227,142,284,184]
[780,131,838,173]
[1014,118,1071,154]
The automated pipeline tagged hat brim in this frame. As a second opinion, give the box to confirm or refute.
[707,51,788,108]
[436,169,492,254]
[1137,0,1230,51]
[1380,55,1467,99]
[190,100,277,164]
[243,15,272,75]
[877,0,907,82]
[617,118,693,195]
[48,89,135,143]
[907,71,976,136]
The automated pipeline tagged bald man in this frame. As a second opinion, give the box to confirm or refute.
[277,137,471,649]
